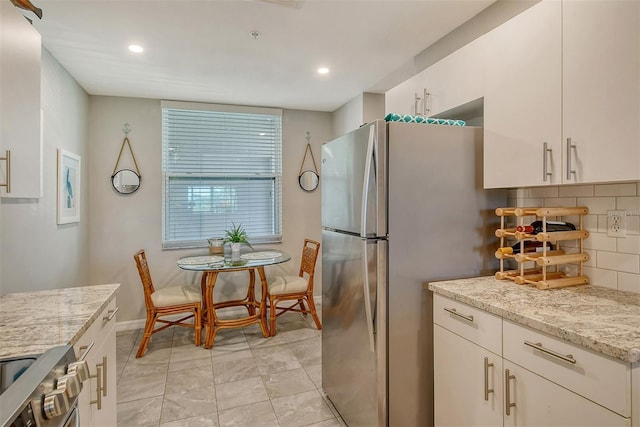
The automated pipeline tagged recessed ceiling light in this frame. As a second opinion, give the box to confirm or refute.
[128,44,144,53]
[317,67,329,75]
[249,31,261,40]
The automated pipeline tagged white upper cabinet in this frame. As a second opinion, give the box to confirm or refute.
[0,2,42,198]
[385,69,428,117]
[484,0,562,189]
[561,0,640,184]
[385,36,486,118]
[423,37,486,118]
[484,0,640,188]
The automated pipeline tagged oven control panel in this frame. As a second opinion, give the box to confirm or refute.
[1,345,84,427]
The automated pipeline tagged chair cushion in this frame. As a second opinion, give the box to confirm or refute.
[151,284,201,307]
[268,275,308,295]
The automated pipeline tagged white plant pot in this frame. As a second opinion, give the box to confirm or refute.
[231,242,242,254]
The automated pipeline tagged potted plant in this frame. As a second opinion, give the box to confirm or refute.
[223,222,252,254]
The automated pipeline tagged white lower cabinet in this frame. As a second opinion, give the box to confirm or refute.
[434,324,503,426]
[73,300,118,427]
[433,294,634,426]
[503,359,629,427]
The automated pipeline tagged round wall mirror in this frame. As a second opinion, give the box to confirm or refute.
[299,170,319,192]
[112,169,141,194]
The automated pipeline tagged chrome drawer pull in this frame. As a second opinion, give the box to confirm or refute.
[524,340,576,364]
[78,342,95,361]
[103,307,119,322]
[444,307,474,322]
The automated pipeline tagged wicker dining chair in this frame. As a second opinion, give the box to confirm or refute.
[265,239,322,336]
[133,249,202,358]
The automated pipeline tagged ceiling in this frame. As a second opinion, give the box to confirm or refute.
[28,0,495,112]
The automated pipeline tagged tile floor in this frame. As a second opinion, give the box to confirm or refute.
[115,309,345,427]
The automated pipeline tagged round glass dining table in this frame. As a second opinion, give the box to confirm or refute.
[177,249,291,349]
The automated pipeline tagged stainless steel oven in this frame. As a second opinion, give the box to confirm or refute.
[0,345,87,427]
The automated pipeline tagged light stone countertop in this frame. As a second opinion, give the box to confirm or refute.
[427,276,640,364]
[0,284,119,359]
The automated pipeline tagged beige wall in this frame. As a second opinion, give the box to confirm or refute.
[88,96,331,323]
[508,182,640,293]
[0,49,90,294]
[332,92,385,137]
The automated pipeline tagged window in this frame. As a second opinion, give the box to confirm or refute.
[162,101,282,249]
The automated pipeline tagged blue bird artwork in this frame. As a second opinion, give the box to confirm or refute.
[65,167,74,208]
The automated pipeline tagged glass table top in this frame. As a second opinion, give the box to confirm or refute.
[177,249,291,271]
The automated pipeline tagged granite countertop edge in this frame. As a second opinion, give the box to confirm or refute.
[426,278,640,364]
[0,283,120,359]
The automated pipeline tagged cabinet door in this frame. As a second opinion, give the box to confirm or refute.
[72,301,118,427]
[424,36,485,118]
[483,1,562,189]
[0,2,42,198]
[434,325,503,426]
[562,0,640,184]
[385,70,428,116]
[503,360,630,427]
[90,319,117,427]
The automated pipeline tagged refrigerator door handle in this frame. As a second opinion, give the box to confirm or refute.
[360,125,376,237]
[362,240,376,353]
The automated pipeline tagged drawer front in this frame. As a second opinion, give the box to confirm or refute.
[503,319,631,417]
[433,294,502,355]
[73,299,118,358]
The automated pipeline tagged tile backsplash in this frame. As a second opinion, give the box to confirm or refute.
[507,182,640,294]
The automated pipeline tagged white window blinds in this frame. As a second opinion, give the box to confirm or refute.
[162,101,283,249]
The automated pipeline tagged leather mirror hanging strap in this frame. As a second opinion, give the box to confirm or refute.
[298,143,319,177]
[112,136,141,178]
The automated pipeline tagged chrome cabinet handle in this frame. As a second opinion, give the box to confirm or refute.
[443,307,474,323]
[543,142,552,182]
[505,368,516,416]
[524,340,576,364]
[103,307,119,322]
[423,88,431,116]
[101,356,108,397]
[78,342,95,361]
[0,150,10,193]
[414,92,422,116]
[566,138,576,180]
[90,364,102,410]
[484,357,494,401]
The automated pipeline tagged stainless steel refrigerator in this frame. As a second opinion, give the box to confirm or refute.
[321,120,505,427]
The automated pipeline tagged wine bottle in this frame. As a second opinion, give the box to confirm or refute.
[510,241,554,254]
[516,220,576,234]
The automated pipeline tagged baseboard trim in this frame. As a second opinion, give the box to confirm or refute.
[116,296,323,332]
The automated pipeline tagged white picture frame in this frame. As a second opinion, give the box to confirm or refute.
[57,149,81,224]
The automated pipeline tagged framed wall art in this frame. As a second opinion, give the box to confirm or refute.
[57,149,81,224]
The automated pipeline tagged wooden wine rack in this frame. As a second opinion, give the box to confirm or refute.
[494,206,590,290]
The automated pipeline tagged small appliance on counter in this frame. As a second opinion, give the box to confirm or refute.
[0,345,86,427]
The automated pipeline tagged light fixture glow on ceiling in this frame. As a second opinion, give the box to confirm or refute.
[128,44,144,53]
[317,67,329,75]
